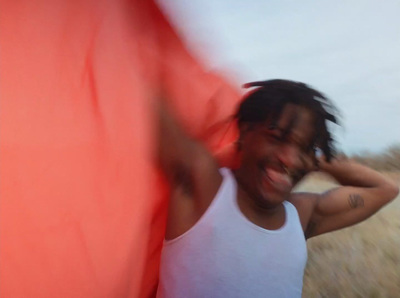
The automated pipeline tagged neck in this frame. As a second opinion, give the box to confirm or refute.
[233,169,283,216]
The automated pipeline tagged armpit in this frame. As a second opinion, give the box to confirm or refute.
[173,163,195,196]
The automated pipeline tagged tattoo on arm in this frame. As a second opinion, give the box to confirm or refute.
[305,221,317,239]
[348,194,364,209]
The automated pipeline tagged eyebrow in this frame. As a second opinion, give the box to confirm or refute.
[266,123,316,150]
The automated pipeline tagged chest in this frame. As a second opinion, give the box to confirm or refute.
[193,207,308,276]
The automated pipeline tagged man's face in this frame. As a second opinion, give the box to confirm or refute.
[237,104,316,208]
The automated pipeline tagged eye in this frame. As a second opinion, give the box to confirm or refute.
[272,134,282,141]
[265,133,283,142]
[286,135,301,148]
[261,126,284,142]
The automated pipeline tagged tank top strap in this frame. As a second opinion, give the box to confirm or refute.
[214,167,236,202]
[282,201,302,230]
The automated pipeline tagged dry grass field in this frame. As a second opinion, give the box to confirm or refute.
[294,173,400,298]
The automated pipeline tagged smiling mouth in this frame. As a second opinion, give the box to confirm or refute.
[260,164,293,192]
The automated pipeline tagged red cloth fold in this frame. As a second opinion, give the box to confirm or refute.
[0,1,240,297]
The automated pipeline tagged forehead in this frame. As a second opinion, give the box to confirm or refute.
[274,104,316,142]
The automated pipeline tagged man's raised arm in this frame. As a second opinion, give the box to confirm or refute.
[158,98,222,240]
[305,158,399,238]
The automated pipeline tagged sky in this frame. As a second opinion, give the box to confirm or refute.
[159,0,400,154]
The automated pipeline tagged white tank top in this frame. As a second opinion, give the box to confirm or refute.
[157,168,307,298]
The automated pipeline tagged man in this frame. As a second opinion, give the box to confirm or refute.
[156,79,399,297]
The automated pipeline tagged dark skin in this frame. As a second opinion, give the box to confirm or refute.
[158,99,399,240]
[233,104,317,230]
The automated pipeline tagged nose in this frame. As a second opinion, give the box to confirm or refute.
[276,144,302,170]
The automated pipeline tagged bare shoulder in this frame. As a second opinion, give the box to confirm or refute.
[287,192,320,231]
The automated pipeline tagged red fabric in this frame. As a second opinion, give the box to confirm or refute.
[0,1,240,297]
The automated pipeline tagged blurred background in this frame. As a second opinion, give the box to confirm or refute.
[295,172,400,297]
[160,0,400,154]
[159,1,400,296]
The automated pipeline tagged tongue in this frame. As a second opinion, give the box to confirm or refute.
[266,168,292,190]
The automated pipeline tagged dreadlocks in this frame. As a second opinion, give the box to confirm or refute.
[235,79,339,162]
